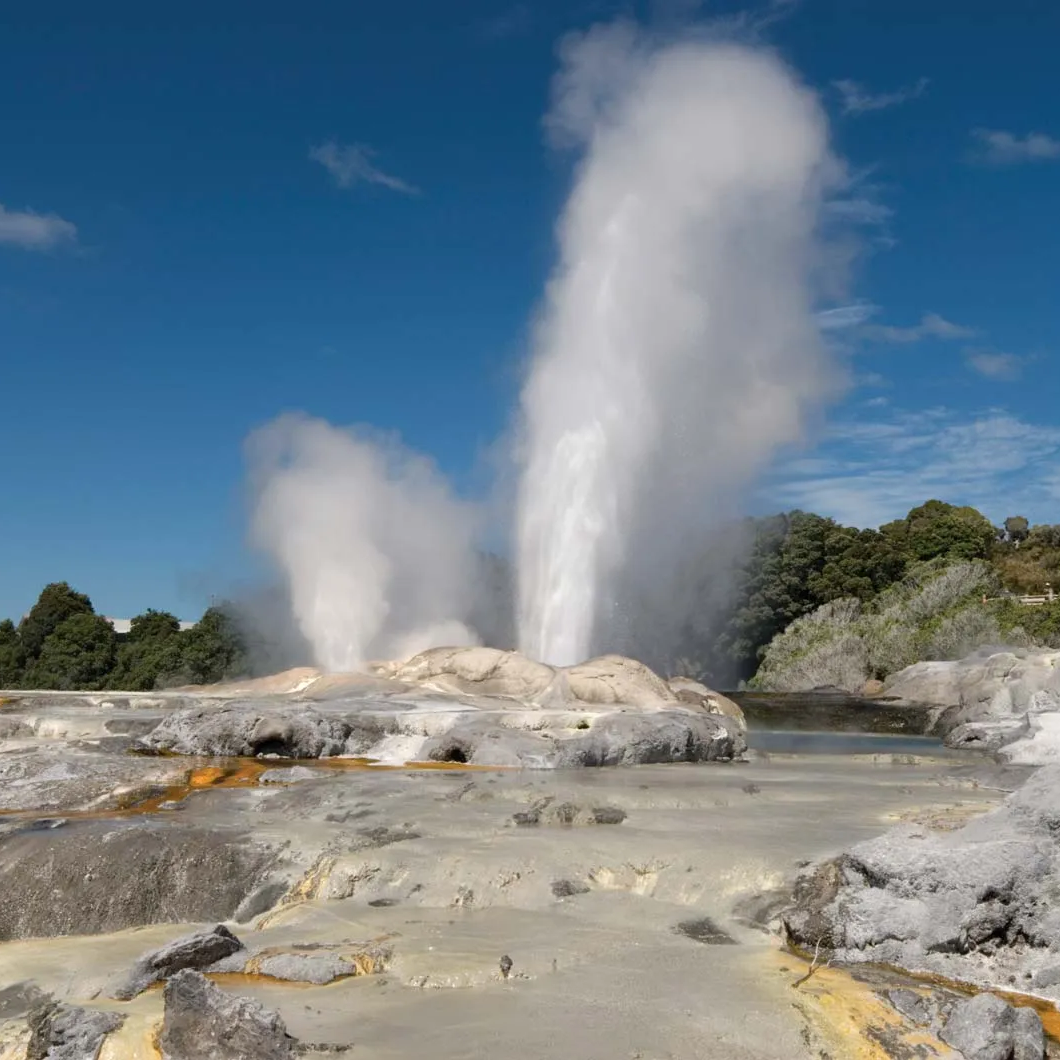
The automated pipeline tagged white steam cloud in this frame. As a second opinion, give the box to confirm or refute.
[242,23,849,676]
[515,24,843,666]
[247,414,480,671]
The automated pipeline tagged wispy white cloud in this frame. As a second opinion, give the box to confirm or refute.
[309,141,420,195]
[965,350,1024,380]
[0,203,77,251]
[816,302,879,331]
[971,128,1060,165]
[646,0,801,38]
[860,311,977,345]
[826,197,893,227]
[832,77,928,116]
[769,407,1060,527]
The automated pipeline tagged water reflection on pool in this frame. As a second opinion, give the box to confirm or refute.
[747,729,947,755]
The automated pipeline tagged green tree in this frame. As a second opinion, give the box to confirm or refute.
[1029,524,1060,549]
[127,609,181,642]
[18,582,94,660]
[0,619,25,688]
[897,501,997,563]
[811,527,908,602]
[698,511,910,684]
[24,613,117,690]
[1004,515,1030,545]
[109,609,185,691]
[163,605,247,686]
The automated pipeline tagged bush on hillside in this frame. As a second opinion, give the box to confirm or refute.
[992,598,1060,648]
[751,560,1000,692]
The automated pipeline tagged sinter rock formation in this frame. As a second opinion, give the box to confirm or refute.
[7,642,1059,1058]
[784,765,1060,1002]
[142,647,747,768]
[883,646,1060,764]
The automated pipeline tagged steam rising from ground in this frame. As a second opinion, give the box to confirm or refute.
[243,23,847,675]
[247,414,479,671]
[515,25,841,666]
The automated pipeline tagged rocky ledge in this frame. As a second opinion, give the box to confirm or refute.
[882,646,1060,764]
[784,763,1060,1003]
[2,647,746,769]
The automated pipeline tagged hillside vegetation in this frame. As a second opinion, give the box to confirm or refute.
[746,506,1060,693]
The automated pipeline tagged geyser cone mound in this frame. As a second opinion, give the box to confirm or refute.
[375,646,745,720]
[122,648,748,768]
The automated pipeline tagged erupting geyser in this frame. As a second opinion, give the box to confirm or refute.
[246,23,845,675]
[515,25,841,666]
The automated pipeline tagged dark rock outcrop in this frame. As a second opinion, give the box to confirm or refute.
[110,924,243,999]
[26,1001,123,1060]
[159,970,297,1060]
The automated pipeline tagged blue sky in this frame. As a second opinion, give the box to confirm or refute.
[2,0,1058,621]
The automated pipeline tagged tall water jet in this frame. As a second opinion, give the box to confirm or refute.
[516,24,841,667]
[247,413,480,671]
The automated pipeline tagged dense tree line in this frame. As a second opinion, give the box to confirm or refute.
[6,499,1060,693]
[0,583,246,691]
[674,500,1060,686]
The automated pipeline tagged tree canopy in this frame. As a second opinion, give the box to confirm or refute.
[0,619,25,688]
[883,500,997,563]
[108,609,186,691]
[0,588,248,692]
[1004,516,1030,545]
[23,613,117,691]
[18,582,94,660]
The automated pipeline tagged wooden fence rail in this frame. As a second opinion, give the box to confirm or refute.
[983,588,1056,606]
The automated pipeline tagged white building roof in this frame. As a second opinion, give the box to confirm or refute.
[105,618,196,635]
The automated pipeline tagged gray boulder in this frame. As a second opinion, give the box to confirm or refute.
[253,951,355,985]
[111,924,243,999]
[143,706,353,759]
[159,969,296,1060]
[26,1001,123,1060]
[939,992,1044,1060]
[416,709,743,768]
[783,765,1060,994]
[557,711,742,766]
[884,648,1060,762]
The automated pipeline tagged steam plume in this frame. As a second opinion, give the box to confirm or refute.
[247,414,480,671]
[516,24,842,666]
